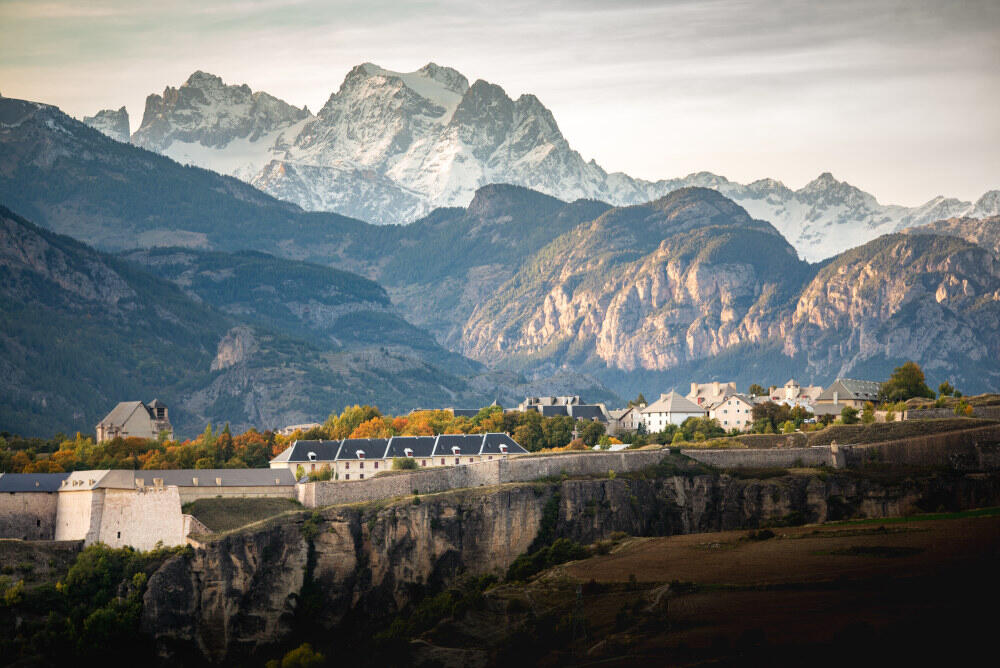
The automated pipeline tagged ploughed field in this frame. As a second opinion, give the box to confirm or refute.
[444,510,1000,666]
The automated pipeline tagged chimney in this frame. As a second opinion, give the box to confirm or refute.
[713,381,720,395]
[690,382,698,396]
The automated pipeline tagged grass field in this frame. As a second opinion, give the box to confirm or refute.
[182,497,302,533]
[427,509,1000,666]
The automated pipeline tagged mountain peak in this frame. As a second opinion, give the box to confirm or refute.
[82,106,130,143]
[185,70,225,88]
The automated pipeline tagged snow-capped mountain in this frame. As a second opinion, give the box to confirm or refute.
[121,64,999,261]
[82,106,129,143]
[131,71,312,180]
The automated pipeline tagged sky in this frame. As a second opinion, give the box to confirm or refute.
[1,0,998,206]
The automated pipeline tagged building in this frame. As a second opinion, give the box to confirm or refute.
[686,382,738,407]
[767,379,823,406]
[0,472,70,540]
[96,399,173,442]
[814,379,882,414]
[708,394,757,431]
[639,392,706,432]
[607,406,643,435]
[132,468,296,503]
[517,396,610,424]
[269,433,528,479]
[276,423,322,436]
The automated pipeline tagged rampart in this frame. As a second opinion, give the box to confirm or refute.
[299,450,669,507]
[904,406,1000,421]
[839,424,1000,470]
[0,491,59,540]
[679,446,835,468]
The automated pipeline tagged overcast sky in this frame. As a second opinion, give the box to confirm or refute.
[1,0,997,205]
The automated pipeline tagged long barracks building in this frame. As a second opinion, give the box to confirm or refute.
[269,433,527,479]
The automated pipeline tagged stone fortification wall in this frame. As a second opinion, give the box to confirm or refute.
[301,450,674,508]
[733,433,807,449]
[54,489,104,543]
[840,424,1000,470]
[905,406,1000,421]
[680,446,835,469]
[97,486,185,550]
[177,485,296,504]
[0,492,60,540]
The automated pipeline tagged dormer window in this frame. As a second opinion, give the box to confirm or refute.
[451,446,461,455]
[499,445,508,454]
[356,450,365,459]
[308,452,317,462]
[404,448,413,457]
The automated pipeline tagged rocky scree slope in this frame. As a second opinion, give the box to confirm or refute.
[140,468,1000,663]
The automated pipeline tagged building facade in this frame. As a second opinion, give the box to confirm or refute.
[640,392,706,432]
[96,399,173,442]
[708,394,757,431]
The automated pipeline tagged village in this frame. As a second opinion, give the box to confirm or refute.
[0,373,920,551]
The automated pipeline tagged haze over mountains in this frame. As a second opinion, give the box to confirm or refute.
[3,74,1000,436]
[85,64,1000,262]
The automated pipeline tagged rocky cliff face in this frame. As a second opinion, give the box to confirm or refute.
[140,470,1000,663]
[462,188,811,371]
[82,106,130,143]
[123,67,998,259]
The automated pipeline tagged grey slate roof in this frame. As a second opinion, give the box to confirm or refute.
[568,404,607,421]
[481,433,527,455]
[0,472,70,492]
[137,469,296,488]
[451,408,480,418]
[338,438,390,460]
[271,440,343,463]
[818,379,882,402]
[433,434,486,456]
[97,400,147,427]
[540,405,569,417]
[384,436,436,459]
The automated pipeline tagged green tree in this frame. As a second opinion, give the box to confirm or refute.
[880,361,934,401]
[748,383,767,397]
[576,420,606,446]
[840,405,860,424]
[542,415,575,449]
[627,393,647,407]
[861,401,876,425]
[938,381,955,398]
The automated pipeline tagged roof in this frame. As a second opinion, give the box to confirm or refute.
[271,440,342,463]
[137,469,296,488]
[568,404,607,421]
[451,408,480,418]
[97,400,147,427]
[710,393,755,410]
[433,434,485,456]
[60,470,136,490]
[0,472,70,492]
[607,407,632,420]
[818,379,882,402]
[148,398,167,408]
[540,405,569,417]
[384,436,437,459]
[338,438,390,460]
[642,391,705,415]
[481,433,528,455]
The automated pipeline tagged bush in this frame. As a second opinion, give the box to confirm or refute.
[392,457,418,470]
[506,538,589,581]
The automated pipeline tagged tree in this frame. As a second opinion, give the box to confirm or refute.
[938,381,955,398]
[861,401,876,425]
[627,393,647,408]
[349,416,393,439]
[748,383,767,397]
[880,361,934,401]
[840,405,859,424]
[576,420,605,446]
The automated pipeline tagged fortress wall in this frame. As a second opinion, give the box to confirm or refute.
[0,492,59,540]
[176,485,296,505]
[680,446,835,469]
[54,489,103,543]
[97,486,185,550]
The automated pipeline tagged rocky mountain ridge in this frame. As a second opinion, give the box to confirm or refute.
[82,106,129,143]
[113,65,1000,260]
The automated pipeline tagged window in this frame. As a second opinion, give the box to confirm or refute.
[360,461,365,469]
[422,460,427,466]
[360,474,364,479]
[311,464,315,471]
[469,457,474,463]
[374,461,379,469]
[488,456,493,460]
[345,462,350,469]
[345,474,350,480]
[455,457,460,465]
[117,531,121,539]
[36,519,40,527]
[441,458,445,465]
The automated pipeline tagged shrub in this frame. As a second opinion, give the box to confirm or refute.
[393,457,418,470]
